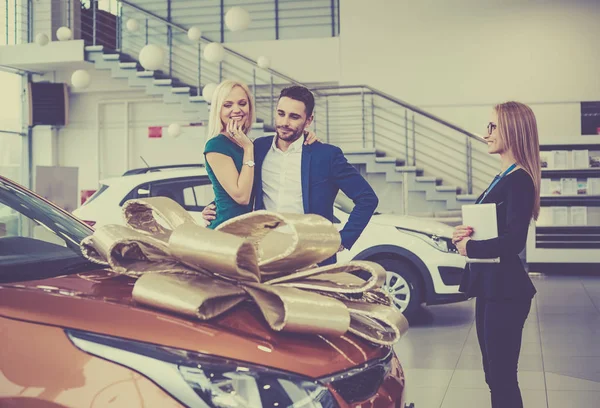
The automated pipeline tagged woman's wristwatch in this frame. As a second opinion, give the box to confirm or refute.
[244,160,255,167]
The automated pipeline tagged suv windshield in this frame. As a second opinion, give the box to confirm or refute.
[0,178,95,283]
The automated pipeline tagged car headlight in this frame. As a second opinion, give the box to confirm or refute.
[66,329,338,408]
[396,227,457,253]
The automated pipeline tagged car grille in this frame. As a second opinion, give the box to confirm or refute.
[325,351,392,403]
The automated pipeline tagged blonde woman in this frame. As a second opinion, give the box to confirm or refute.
[203,80,257,229]
[452,102,541,408]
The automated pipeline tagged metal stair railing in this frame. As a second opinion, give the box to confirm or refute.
[308,85,498,194]
[119,0,340,42]
[3,0,494,194]
[115,0,308,125]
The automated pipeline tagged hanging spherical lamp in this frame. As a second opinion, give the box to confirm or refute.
[225,7,251,32]
[203,42,225,63]
[202,83,218,104]
[126,19,139,32]
[35,33,49,46]
[257,56,271,69]
[71,70,92,89]
[188,26,202,42]
[139,44,165,71]
[56,26,72,41]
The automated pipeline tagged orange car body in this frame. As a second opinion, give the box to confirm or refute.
[0,176,406,408]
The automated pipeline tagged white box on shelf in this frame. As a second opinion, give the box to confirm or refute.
[589,178,600,195]
[541,178,551,195]
[552,151,570,169]
[550,180,562,195]
[570,207,588,226]
[540,152,552,169]
[552,207,569,225]
[561,178,577,195]
[573,150,590,169]
[577,179,588,195]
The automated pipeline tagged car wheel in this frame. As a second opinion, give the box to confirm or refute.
[376,258,422,321]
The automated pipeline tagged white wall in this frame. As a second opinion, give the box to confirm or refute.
[340,0,600,144]
[32,67,209,195]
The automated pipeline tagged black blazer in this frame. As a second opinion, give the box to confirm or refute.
[459,169,537,300]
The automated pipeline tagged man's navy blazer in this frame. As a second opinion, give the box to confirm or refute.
[253,136,378,263]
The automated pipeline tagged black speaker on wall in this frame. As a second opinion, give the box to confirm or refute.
[28,82,68,127]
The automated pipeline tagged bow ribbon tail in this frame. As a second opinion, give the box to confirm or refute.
[243,283,350,336]
[342,301,410,346]
[133,274,247,320]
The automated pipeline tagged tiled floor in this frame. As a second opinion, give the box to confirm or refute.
[393,274,600,408]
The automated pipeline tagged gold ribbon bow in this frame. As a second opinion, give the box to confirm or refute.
[80,197,409,345]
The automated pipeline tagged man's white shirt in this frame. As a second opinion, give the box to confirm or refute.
[261,136,304,214]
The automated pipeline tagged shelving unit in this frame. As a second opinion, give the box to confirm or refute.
[527,144,600,266]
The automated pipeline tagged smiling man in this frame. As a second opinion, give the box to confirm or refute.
[204,85,378,265]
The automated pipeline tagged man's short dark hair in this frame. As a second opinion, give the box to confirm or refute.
[279,86,315,118]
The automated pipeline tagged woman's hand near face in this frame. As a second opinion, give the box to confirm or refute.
[226,119,253,150]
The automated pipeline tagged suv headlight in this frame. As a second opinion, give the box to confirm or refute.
[66,330,338,408]
[396,227,457,253]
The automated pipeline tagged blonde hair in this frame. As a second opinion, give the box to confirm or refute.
[495,101,541,220]
[206,80,256,140]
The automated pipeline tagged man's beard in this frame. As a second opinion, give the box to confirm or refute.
[276,125,305,143]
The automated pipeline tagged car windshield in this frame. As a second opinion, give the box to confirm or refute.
[0,178,96,283]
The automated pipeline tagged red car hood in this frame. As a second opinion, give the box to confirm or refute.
[0,269,389,378]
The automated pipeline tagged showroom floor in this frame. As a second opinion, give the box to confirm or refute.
[393,274,600,408]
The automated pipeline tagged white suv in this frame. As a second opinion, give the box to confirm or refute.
[74,165,467,320]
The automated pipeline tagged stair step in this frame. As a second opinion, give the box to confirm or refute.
[343,148,386,157]
[416,176,440,184]
[136,71,154,78]
[154,79,172,86]
[456,194,479,201]
[395,166,419,173]
[103,54,120,61]
[85,45,104,52]
[436,185,459,193]
[375,157,403,165]
[189,95,206,102]
[119,62,137,69]
[172,87,191,94]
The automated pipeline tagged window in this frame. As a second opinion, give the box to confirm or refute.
[121,177,214,211]
[0,179,95,282]
[183,184,215,209]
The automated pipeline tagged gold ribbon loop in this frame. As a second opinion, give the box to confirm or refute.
[170,223,261,282]
[81,224,181,275]
[133,273,247,319]
[244,283,351,336]
[217,211,341,272]
[344,301,410,346]
[266,261,386,294]
[124,197,197,234]
[81,198,409,345]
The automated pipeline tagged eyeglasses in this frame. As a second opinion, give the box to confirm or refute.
[487,122,497,135]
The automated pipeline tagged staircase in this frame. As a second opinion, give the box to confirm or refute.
[341,148,478,224]
[30,0,499,223]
